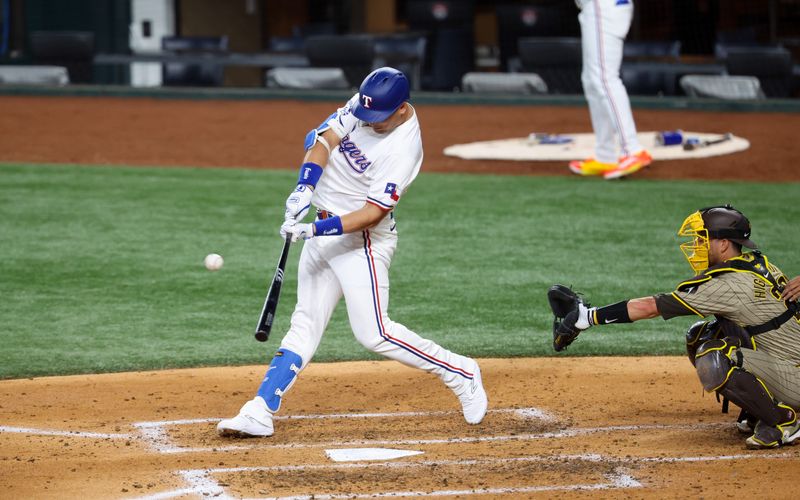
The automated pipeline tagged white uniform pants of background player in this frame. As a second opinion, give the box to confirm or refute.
[579,0,643,163]
[278,228,476,400]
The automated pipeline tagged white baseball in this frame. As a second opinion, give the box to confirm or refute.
[204,253,224,271]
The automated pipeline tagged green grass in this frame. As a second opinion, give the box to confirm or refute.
[1,163,798,378]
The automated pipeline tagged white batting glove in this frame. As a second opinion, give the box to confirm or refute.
[280,220,315,242]
[285,185,314,222]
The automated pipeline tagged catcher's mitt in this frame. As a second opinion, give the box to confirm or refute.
[547,284,588,352]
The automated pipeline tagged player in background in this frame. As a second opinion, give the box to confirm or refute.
[549,205,800,449]
[570,0,652,179]
[217,67,488,437]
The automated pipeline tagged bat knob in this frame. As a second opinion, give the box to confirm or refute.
[255,330,269,342]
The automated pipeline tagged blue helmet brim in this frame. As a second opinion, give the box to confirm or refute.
[352,100,401,123]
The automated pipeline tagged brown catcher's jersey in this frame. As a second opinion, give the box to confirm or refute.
[655,252,800,364]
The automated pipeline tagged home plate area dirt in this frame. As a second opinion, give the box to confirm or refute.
[1,357,799,499]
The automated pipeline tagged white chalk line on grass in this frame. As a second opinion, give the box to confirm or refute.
[133,450,800,500]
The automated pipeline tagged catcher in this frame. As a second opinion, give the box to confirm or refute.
[548,205,800,449]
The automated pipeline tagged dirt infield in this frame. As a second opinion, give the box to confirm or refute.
[0,95,798,181]
[1,95,799,498]
[3,358,799,499]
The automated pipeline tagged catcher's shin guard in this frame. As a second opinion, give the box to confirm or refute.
[695,339,796,447]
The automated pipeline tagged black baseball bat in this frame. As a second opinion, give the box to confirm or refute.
[683,132,733,151]
[255,235,292,342]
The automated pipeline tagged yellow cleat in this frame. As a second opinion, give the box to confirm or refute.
[568,158,617,176]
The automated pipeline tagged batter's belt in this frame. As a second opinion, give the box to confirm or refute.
[316,209,336,220]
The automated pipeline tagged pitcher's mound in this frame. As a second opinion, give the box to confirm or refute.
[443,131,749,161]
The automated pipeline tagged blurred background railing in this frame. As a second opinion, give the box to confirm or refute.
[1,0,799,100]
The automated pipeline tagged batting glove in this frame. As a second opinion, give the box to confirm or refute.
[285,185,314,222]
[280,220,314,242]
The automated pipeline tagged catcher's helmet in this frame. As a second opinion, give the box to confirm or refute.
[352,67,410,123]
[678,204,757,273]
[700,205,757,249]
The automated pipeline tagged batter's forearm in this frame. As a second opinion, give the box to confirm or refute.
[339,204,386,233]
[312,204,386,236]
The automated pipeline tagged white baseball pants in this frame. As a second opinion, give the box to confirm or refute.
[579,0,643,163]
[279,229,476,391]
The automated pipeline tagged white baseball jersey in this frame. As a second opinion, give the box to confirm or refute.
[278,95,478,395]
[578,0,643,162]
[313,94,422,232]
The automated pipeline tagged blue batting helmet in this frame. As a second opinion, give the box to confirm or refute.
[351,67,410,123]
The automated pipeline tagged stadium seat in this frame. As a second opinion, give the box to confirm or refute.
[680,75,765,100]
[623,40,681,62]
[0,65,70,85]
[29,31,95,84]
[407,0,475,90]
[265,67,349,90]
[495,4,573,72]
[304,35,375,89]
[461,72,548,94]
[161,36,228,87]
[371,34,427,91]
[723,46,794,98]
[517,37,582,94]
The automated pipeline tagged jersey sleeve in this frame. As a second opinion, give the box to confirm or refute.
[654,293,704,319]
[366,154,418,211]
[326,94,361,139]
[657,277,740,320]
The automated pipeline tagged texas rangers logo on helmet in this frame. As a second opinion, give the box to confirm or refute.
[362,95,373,108]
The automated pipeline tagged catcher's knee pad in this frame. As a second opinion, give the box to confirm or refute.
[256,348,303,413]
[685,320,719,366]
[694,338,741,392]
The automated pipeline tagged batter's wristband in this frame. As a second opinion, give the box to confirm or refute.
[313,216,343,236]
[297,162,323,187]
[593,301,632,325]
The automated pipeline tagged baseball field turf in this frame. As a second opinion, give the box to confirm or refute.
[1,162,798,379]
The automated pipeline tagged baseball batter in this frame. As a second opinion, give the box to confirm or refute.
[218,67,488,437]
[570,0,652,179]
[549,205,800,449]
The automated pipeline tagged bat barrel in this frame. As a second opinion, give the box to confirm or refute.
[254,235,293,342]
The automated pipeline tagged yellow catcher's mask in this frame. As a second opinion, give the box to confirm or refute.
[678,211,710,273]
[678,205,758,273]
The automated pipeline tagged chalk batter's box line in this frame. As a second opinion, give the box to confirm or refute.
[132,451,800,500]
[0,407,553,444]
[133,420,748,456]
